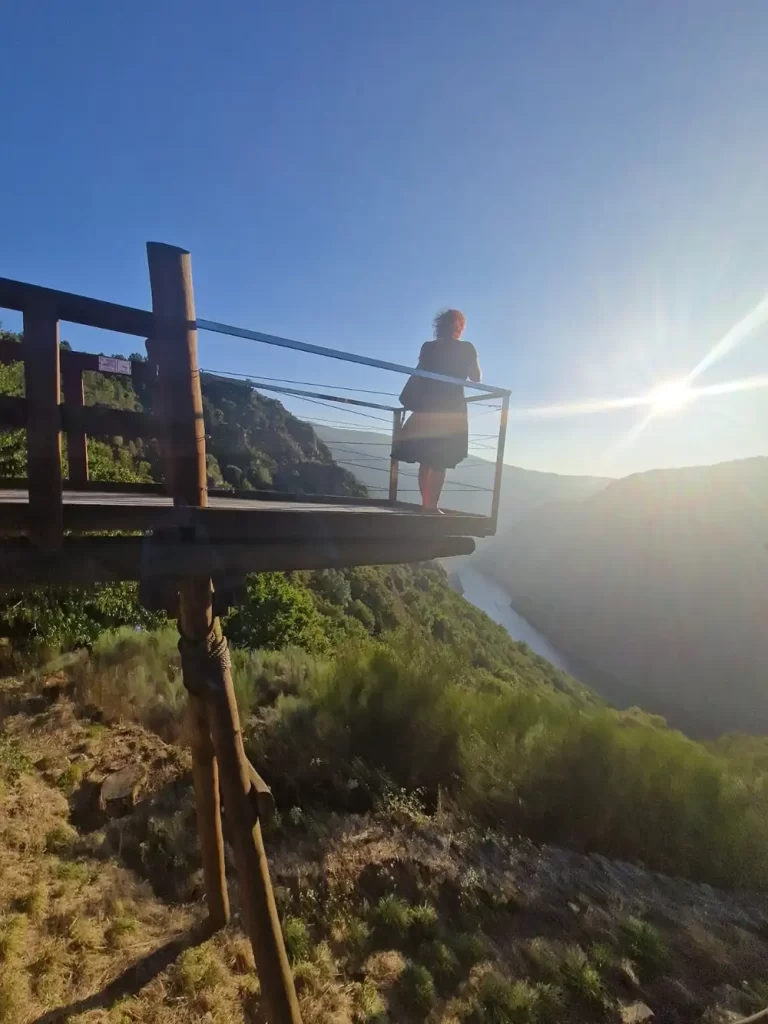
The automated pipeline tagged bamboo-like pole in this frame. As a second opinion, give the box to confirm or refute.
[146,242,302,1024]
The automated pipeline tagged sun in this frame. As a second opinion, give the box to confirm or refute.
[649,378,693,415]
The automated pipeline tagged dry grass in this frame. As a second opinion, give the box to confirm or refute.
[3,680,768,1023]
[0,747,201,1023]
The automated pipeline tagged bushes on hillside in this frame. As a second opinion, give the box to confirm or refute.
[60,622,768,887]
[244,629,768,889]
[224,574,331,654]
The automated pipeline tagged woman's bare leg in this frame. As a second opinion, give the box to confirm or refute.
[418,464,430,506]
[430,469,447,508]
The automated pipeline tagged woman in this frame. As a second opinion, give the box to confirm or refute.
[392,309,481,510]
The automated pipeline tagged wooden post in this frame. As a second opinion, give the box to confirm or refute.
[23,305,63,549]
[147,243,229,934]
[147,243,302,1024]
[389,409,402,504]
[62,362,89,487]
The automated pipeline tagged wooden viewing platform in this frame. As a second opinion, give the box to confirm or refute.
[0,487,481,582]
[0,241,509,1024]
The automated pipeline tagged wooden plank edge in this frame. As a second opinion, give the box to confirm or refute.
[0,535,476,585]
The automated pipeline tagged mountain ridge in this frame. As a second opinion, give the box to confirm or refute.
[313,423,609,524]
[478,454,768,736]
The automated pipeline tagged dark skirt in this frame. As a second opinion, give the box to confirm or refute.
[391,409,469,470]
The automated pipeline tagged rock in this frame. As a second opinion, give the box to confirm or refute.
[617,957,642,990]
[619,1002,654,1023]
[99,765,147,813]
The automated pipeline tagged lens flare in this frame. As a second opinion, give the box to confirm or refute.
[648,378,693,415]
[509,374,768,420]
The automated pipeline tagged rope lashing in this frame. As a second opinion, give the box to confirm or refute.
[178,630,231,698]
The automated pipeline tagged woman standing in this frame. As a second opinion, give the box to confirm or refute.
[393,309,481,510]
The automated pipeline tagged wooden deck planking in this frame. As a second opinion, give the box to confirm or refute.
[0,489,492,540]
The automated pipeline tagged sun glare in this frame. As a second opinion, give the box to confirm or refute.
[649,378,693,415]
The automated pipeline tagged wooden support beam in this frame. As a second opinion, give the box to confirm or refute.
[147,243,206,506]
[147,242,302,1023]
[0,535,477,585]
[147,243,230,937]
[62,363,88,487]
[23,308,62,549]
[204,652,302,1023]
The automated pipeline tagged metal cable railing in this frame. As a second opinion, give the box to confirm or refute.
[196,316,510,522]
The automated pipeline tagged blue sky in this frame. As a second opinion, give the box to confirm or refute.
[1,0,767,478]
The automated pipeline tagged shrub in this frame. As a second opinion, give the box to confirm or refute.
[0,582,163,654]
[174,943,229,996]
[452,931,491,967]
[229,645,323,716]
[56,763,84,795]
[618,917,669,976]
[561,946,608,1010]
[45,823,77,855]
[373,895,412,941]
[418,939,460,984]
[397,961,436,1014]
[68,626,185,736]
[225,573,330,654]
[348,599,375,631]
[106,914,139,948]
[282,916,311,964]
[409,903,439,940]
[0,738,33,786]
[462,972,547,1023]
[257,628,768,888]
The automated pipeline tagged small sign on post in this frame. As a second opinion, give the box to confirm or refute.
[98,356,132,375]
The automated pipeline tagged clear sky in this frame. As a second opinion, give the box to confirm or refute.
[1,0,767,478]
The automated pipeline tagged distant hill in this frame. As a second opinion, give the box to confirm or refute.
[477,457,768,736]
[313,424,608,527]
[0,331,365,498]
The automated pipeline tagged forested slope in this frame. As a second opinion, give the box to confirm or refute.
[478,457,768,736]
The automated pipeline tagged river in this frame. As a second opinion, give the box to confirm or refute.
[454,565,573,674]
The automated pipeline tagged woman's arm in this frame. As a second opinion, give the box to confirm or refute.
[467,343,481,383]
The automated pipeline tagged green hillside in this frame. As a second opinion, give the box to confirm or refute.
[0,332,765,892]
[2,334,768,1023]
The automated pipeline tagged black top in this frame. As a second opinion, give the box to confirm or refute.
[417,339,480,412]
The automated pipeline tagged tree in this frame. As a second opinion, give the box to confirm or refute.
[224,573,329,653]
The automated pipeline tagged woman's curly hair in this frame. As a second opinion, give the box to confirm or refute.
[433,308,466,341]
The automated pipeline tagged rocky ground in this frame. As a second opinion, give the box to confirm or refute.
[1,676,767,1023]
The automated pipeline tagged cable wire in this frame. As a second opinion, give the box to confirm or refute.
[202,367,400,397]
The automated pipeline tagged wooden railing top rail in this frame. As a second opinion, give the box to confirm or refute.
[0,277,153,337]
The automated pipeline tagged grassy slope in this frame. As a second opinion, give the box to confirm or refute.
[1,687,768,1024]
